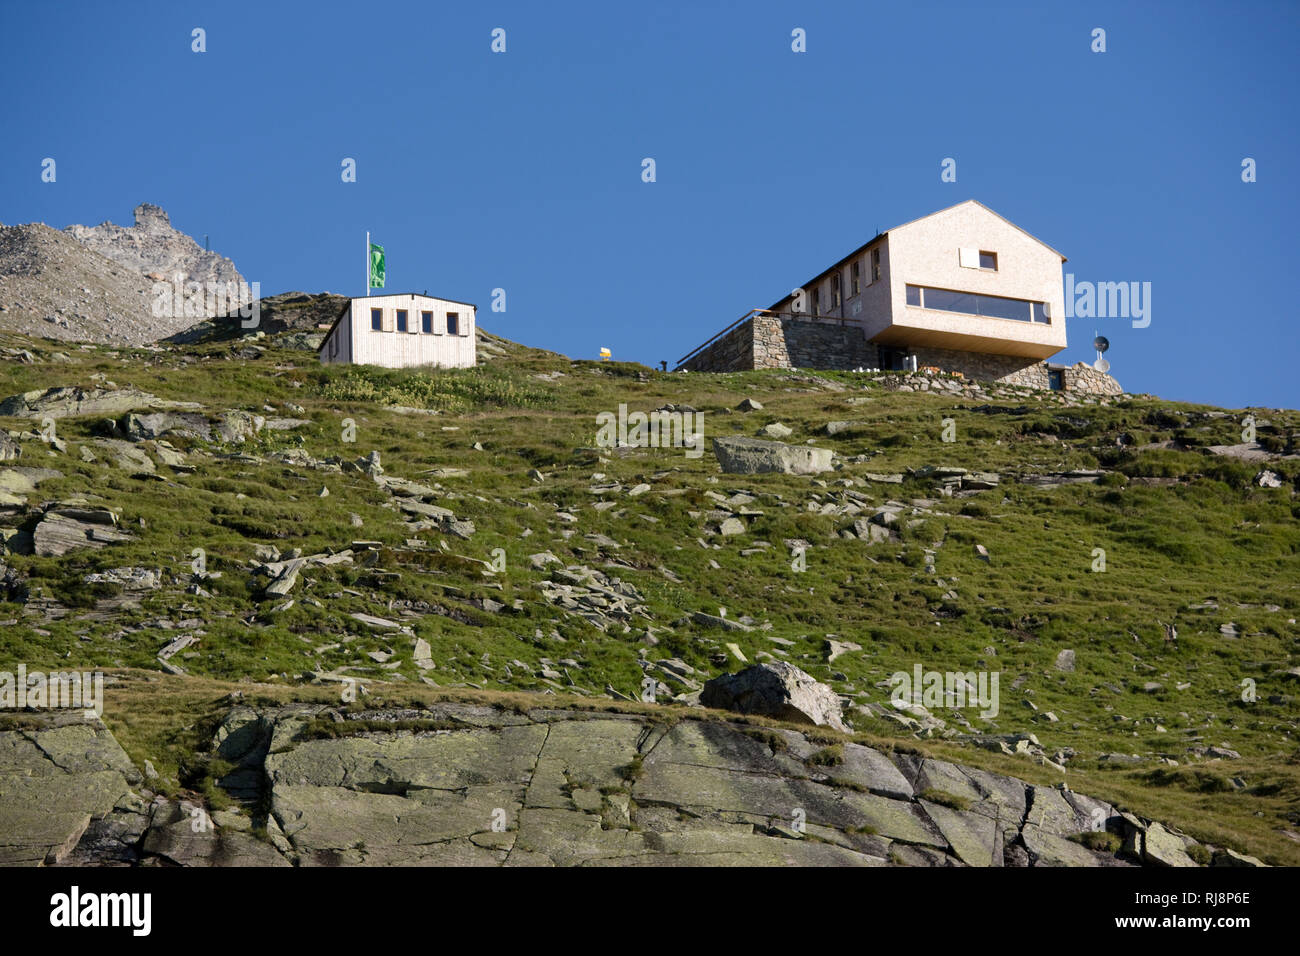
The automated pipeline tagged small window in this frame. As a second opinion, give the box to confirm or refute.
[396,309,409,333]
[905,284,921,307]
[831,273,841,309]
[447,312,459,335]
[421,310,433,334]
[811,288,821,316]
[979,251,997,271]
[851,261,860,297]
[370,308,383,331]
[871,248,881,283]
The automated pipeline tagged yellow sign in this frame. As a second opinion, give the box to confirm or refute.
[599,347,611,361]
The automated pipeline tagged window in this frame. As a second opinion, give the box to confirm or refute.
[851,261,860,297]
[904,284,1048,324]
[811,288,821,316]
[831,273,841,309]
[447,312,459,335]
[371,308,383,331]
[979,251,997,271]
[871,248,881,283]
[396,309,409,333]
[421,310,433,334]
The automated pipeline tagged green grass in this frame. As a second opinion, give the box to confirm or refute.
[1,328,1298,862]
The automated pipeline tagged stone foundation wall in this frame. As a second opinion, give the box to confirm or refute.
[679,318,1123,394]
[1064,363,1124,395]
[679,314,873,372]
[908,346,1043,385]
[760,315,874,370]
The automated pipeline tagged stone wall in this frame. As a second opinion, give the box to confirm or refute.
[1065,362,1124,395]
[678,317,1123,394]
[908,345,1043,385]
[679,314,873,372]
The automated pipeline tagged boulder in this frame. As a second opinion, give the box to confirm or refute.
[712,436,833,476]
[825,420,864,436]
[701,661,848,732]
[122,411,212,442]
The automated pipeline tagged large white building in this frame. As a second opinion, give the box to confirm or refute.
[319,293,476,368]
[677,200,1120,392]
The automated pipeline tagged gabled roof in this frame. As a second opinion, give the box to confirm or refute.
[766,199,1066,311]
[890,199,1068,261]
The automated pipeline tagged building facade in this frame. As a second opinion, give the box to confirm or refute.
[676,200,1120,394]
[319,293,476,369]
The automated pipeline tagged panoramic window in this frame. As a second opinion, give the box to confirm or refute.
[396,309,409,333]
[979,251,997,270]
[447,312,459,335]
[370,308,383,331]
[904,284,1048,323]
[421,310,433,334]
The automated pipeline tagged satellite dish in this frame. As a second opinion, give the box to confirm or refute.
[1093,335,1110,353]
[1094,357,1111,373]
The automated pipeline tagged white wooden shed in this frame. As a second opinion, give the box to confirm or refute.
[319,293,477,368]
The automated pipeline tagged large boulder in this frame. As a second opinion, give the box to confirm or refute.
[712,436,834,476]
[701,661,848,732]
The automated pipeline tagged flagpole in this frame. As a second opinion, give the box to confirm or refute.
[365,231,370,297]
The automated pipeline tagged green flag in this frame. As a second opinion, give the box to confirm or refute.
[368,242,386,289]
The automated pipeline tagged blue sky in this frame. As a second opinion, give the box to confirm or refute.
[2,0,1296,409]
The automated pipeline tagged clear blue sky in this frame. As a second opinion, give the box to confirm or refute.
[2,0,1296,409]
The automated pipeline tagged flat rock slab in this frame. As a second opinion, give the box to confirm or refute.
[0,716,139,865]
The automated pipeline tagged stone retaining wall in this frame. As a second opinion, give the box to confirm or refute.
[679,317,1122,394]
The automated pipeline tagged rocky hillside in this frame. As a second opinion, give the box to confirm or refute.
[0,204,245,345]
[0,329,1297,866]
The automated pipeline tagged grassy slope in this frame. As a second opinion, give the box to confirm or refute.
[1,329,1298,863]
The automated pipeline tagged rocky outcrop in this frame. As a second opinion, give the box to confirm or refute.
[16,702,1256,868]
[64,204,245,303]
[0,711,142,865]
[712,436,834,475]
[0,204,246,345]
[702,662,849,732]
[0,385,173,419]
